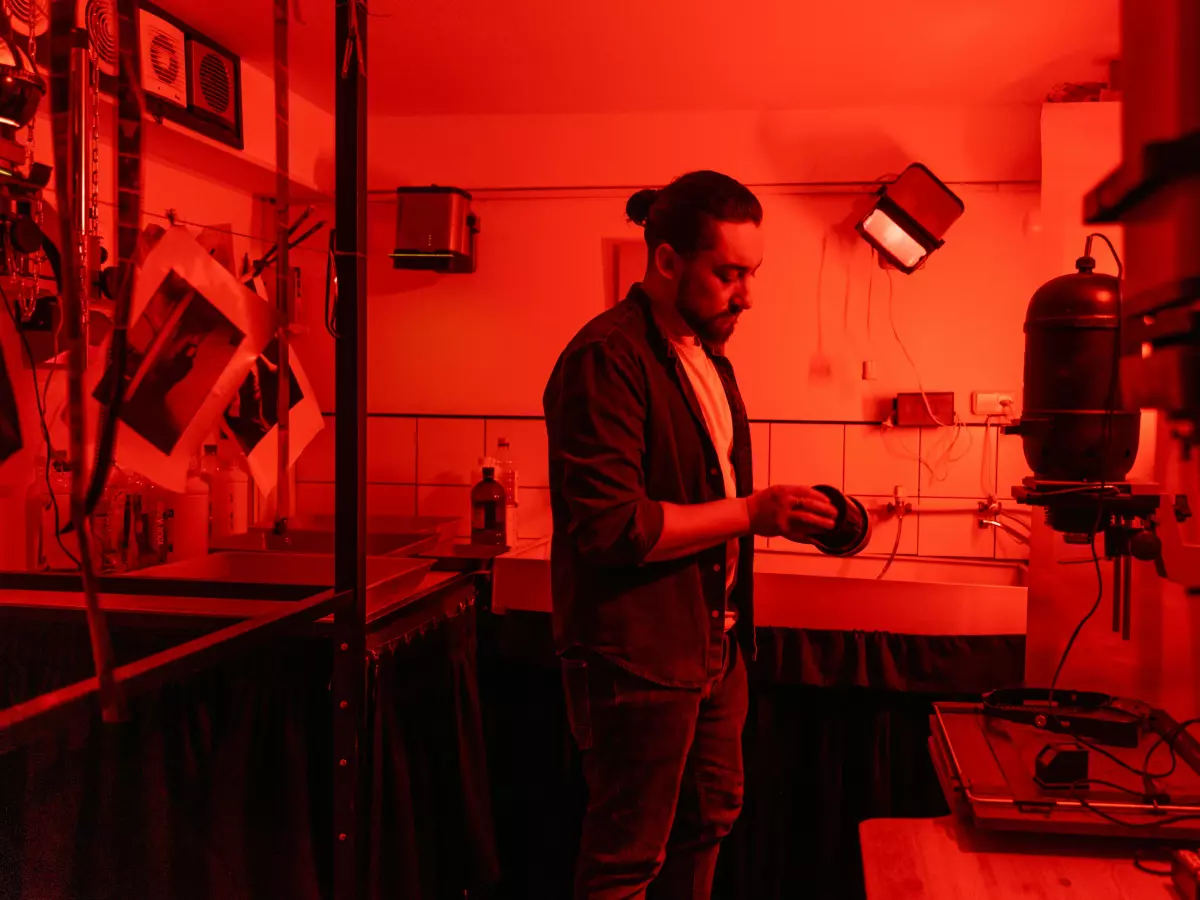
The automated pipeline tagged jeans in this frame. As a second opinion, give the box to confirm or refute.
[561,633,748,900]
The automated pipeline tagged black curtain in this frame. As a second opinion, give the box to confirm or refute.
[0,605,501,900]
[476,612,1025,900]
[0,618,332,900]
[367,604,500,900]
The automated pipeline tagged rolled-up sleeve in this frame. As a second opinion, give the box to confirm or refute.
[548,338,664,567]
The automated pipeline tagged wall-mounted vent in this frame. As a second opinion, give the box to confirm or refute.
[139,7,185,107]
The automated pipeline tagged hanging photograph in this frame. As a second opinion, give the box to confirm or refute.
[222,337,324,495]
[90,226,278,492]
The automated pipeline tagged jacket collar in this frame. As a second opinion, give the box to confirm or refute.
[628,284,726,362]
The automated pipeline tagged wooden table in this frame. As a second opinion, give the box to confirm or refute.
[860,816,1176,898]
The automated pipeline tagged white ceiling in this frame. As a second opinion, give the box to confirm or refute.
[163,0,1118,116]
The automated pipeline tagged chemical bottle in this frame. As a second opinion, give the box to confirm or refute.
[167,460,210,563]
[201,447,249,539]
[25,456,47,571]
[42,452,76,571]
[494,437,519,546]
[94,467,132,575]
[470,467,507,547]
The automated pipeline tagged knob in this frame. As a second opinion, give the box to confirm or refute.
[1130,530,1162,562]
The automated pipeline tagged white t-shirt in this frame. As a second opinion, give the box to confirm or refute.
[667,333,740,629]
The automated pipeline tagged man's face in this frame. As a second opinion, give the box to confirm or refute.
[670,219,763,347]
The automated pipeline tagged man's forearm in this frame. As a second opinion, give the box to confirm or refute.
[642,498,752,564]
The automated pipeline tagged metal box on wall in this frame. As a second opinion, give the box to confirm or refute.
[391,186,478,273]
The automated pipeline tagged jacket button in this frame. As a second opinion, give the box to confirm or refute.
[712,564,721,572]
[710,467,718,476]
[711,610,720,619]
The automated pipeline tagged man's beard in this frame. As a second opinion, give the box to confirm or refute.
[677,271,737,347]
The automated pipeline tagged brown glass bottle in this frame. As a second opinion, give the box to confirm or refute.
[471,467,507,546]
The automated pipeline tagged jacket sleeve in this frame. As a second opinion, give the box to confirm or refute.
[548,338,665,566]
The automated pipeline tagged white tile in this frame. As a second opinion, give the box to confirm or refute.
[296,420,335,483]
[845,425,921,498]
[417,419,485,485]
[860,499,919,557]
[369,484,417,518]
[367,418,418,484]
[996,431,1033,500]
[485,419,550,488]
[295,482,334,523]
[770,423,843,491]
[918,425,995,499]
[418,485,471,537]
[995,523,1032,560]
[749,422,770,491]
[293,483,417,524]
[916,499,997,558]
[517,487,554,539]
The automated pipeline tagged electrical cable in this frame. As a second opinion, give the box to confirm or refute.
[876,515,903,580]
[1046,235,1124,711]
[2,288,80,568]
[1133,855,1173,877]
[886,265,954,428]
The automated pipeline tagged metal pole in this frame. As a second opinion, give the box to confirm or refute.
[48,0,121,723]
[333,0,367,897]
[273,0,292,532]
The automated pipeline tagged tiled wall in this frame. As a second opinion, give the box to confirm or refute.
[296,415,1032,560]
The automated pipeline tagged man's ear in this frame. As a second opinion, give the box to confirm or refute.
[652,243,682,283]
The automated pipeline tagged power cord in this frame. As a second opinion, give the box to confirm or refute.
[2,288,80,568]
[1046,233,1124,711]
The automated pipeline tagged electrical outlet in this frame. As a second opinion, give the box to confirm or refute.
[972,391,1015,416]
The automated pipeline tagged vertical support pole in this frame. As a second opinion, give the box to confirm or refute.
[332,1,367,898]
[273,0,292,530]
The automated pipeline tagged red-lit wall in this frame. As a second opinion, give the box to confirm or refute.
[288,102,1142,560]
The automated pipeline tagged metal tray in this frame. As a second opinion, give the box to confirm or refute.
[130,552,434,606]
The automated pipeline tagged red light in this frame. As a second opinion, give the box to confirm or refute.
[861,209,927,270]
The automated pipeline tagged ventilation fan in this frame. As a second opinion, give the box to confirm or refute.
[187,38,236,130]
[3,1,115,79]
[4,0,48,37]
[138,7,184,107]
[81,0,116,77]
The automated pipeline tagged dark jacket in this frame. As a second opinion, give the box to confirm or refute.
[543,286,756,687]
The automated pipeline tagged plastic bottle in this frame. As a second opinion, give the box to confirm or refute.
[470,467,507,547]
[167,467,210,563]
[494,437,519,546]
[201,446,249,539]
[94,467,132,575]
[25,456,47,571]
[43,453,76,571]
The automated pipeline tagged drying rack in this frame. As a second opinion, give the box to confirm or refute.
[0,5,403,899]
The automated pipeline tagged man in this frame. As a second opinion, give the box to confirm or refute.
[543,170,870,899]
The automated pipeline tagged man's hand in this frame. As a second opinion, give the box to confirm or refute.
[746,485,839,539]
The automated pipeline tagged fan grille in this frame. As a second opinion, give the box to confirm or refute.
[5,0,48,36]
[85,0,116,70]
[149,31,179,84]
[198,53,230,113]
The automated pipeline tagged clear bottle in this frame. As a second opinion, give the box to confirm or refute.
[43,453,76,571]
[25,456,47,571]
[494,438,519,546]
[95,467,132,575]
[470,467,507,547]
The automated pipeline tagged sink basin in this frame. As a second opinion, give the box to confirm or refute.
[308,514,460,543]
[211,527,440,557]
[131,551,434,607]
[492,542,1028,636]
